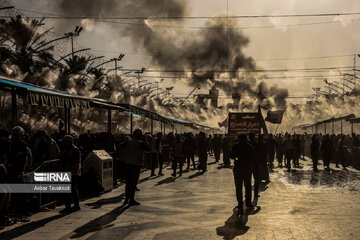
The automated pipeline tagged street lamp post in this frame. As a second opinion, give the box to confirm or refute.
[135,67,146,87]
[64,26,84,58]
[110,54,125,77]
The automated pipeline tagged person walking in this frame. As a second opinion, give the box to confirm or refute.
[230,134,255,213]
[222,135,231,168]
[213,134,222,163]
[185,133,196,170]
[172,134,185,177]
[321,134,333,171]
[197,132,208,173]
[266,134,276,168]
[310,135,320,172]
[284,134,294,172]
[123,129,149,206]
[59,135,81,213]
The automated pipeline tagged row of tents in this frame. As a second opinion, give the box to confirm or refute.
[0,76,219,134]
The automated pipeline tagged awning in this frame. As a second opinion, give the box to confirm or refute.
[294,114,356,130]
[90,99,127,111]
[0,77,90,109]
[118,103,159,120]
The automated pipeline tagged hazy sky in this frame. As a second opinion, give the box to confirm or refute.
[10,0,360,103]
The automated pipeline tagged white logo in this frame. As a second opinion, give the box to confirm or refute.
[34,172,71,182]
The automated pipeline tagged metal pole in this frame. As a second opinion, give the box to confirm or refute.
[107,109,112,134]
[130,113,133,135]
[67,108,71,134]
[324,123,326,134]
[138,72,140,88]
[351,122,354,135]
[164,123,166,134]
[64,107,68,133]
[150,118,153,134]
[341,120,343,134]
[332,121,334,134]
[114,59,117,77]
[11,90,17,127]
[71,35,74,58]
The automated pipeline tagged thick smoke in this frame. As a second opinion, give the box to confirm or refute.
[54,0,288,111]
[0,1,293,132]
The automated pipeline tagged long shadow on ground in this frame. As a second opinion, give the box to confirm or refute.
[0,212,70,239]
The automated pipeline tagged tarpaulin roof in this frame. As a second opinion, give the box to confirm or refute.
[0,76,220,130]
[293,114,356,130]
[0,77,90,109]
[118,103,160,121]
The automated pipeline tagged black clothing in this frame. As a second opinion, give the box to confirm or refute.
[222,137,231,167]
[311,138,320,170]
[7,139,28,182]
[185,136,196,169]
[233,167,252,207]
[230,140,254,207]
[65,175,80,209]
[125,164,141,202]
[321,138,333,168]
[213,137,222,162]
[266,138,276,165]
[197,137,208,172]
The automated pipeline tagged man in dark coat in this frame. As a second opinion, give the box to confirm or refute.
[222,135,231,168]
[230,134,255,212]
[172,134,185,177]
[310,135,320,172]
[59,135,81,213]
[213,134,222,163]
[266,134,276,168]
[185,133,196,170]
[336,135,346,169]
[6,126,30,220]
[123,129,149,206]
[321,134,333,171]
[249,134,268,200]
[293,135,301,167]
[197,132,208,173]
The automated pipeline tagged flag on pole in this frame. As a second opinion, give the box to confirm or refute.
[265,110,284,124]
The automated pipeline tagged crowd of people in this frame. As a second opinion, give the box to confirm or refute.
[0,125,360,227]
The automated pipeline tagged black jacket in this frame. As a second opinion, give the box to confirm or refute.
[230,140,254,174]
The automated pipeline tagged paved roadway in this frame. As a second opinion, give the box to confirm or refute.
[1,156,360,240]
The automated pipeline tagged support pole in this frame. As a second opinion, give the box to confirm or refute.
[324,123,326,134]
[351,122,354,135]
[150,118,153,134]
[332,121,334,134]
[107,109,112,134]
[67,107,71,134]
[130,113,133,135]
[11,90,17,127]
[164,123,166,134]
[64,107,68,134]
[341,120,343,134]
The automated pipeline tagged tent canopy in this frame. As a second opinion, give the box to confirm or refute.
[0,77,90,109]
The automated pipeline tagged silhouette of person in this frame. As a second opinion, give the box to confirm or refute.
[123,129,149,206]
[321,134,333,171]
[197,132,208,173]
[311,135,320,172]
[222,135,231,168]
[230,134,255,212]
